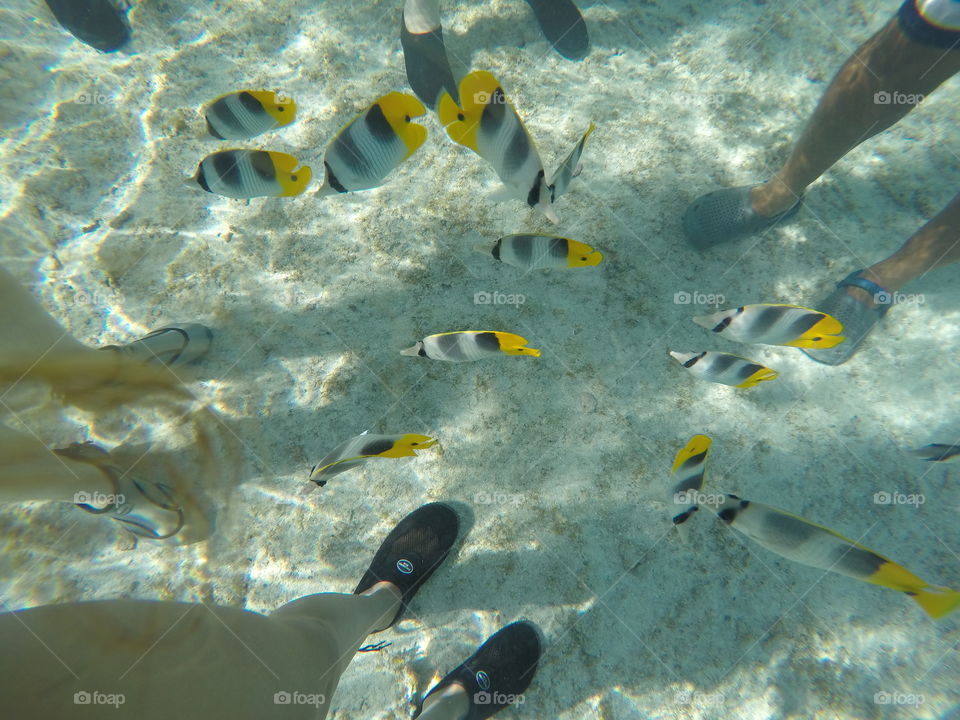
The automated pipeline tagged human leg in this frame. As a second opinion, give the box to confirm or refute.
[804,191,959,364]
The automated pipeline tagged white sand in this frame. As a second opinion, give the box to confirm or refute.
[1,0,959,718]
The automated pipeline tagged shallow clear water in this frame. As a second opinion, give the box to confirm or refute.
[1,0,959,718]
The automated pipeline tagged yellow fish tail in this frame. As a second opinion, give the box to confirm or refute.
[379,433,438,458]
[495,332,541,357]
[736,367,779,388]
[784,310,845,348]
[671,435,711,473]
[910,586,960,619]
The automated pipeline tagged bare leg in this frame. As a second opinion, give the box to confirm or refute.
[847,191,960,307]
[418,683,471,720]
[751,17,960,215]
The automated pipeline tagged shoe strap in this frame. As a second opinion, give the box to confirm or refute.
[836,270,893,316]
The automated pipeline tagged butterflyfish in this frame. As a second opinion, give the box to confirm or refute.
[487,234,602,270]
[188,150,311,199]
[669,435,711,542]
[316,91,427,195]
[669,351,778,389]
[306,432,437,490]
[438,71,557,222]
[703,493,960,619]
[693,304,844,349]
[401,331,541,362]
[205,90,296,140]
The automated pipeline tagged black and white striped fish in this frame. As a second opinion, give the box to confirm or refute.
[317,91,427,195]
[669,351,778,389]
[693,303,844,349]
[188,150,311,199]
[205,90,296,140]
[401,331,541,362]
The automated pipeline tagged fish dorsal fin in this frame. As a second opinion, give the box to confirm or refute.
[550,122,595,200]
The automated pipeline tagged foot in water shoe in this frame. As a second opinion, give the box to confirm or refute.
[54,442,206,543]
[354,503,460,630]
[415,621,542,720]
[802,270,892,366]
[682,185,802,250]
[101,323,213,369]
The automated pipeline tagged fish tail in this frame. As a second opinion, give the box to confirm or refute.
[910,586,960,619]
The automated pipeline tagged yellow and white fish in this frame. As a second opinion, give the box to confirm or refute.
[703,493,960,619]
[485,234,602,270]
[401,331,541,361]
[909,443,960,462]
[438,71,557,222]
[669,351,778,389]
[306,432,437,490]
[669,435,711,542]
[549,123,594,202]
[188,150,312,198]
[316,91,427,195]
[205,90,296,140]
[693,304,844,349]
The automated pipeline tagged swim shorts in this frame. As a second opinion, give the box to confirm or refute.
[899,0,960,48]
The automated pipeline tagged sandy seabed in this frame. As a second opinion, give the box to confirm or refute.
[1,0,959,718]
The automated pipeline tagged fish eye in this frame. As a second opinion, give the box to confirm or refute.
[457,113,465,121]
[277,106,284,111]
[580,256,587,261]
[291,174,298,181]
[404,114,410,122]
